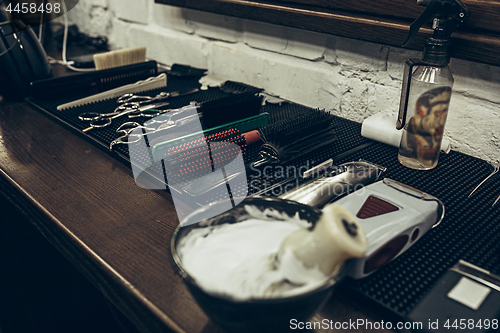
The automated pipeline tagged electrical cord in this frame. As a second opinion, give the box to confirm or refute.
[37,0,44,42]
[49,0,96,72]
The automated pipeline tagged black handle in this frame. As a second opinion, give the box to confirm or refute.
[396,59,427,130]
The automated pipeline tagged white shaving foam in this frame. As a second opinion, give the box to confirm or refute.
[177,206,332,300]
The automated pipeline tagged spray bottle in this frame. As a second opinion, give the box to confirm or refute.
[396,0,469,170]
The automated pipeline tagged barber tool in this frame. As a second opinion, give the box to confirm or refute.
[116,87,199,105]
[109,106,197,144]
[57,72,167,111]
[109,93,265,150]
[277,160,386,208]
[468,160,499,206]
[116,122,156,136]
[219,80,263,94]
[80,102,170,132]
[32,61,158,100]
[396,0,469,170]
[198,74,263,94]
[277,203,368,285]
[161,129,262,197]
[149,92,263,132]
[79,102,168,121]
[168,130,260,198]
[166,64,207,78]
[162,128,247,184]
[335,178,444,279]
[171,196,366,332]
[150,114,267,160]
[92,85,200,123]
[253,109,336,167]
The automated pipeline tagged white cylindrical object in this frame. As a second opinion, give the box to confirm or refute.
[361,112,451,154]
[277,204,367,284]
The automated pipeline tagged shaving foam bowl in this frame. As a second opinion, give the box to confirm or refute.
[170,197,342,332]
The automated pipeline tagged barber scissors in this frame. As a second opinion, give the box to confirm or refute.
[117,87,200,105]
[79,103,139,122]
[109,105,200,149]
[81,102,171,132]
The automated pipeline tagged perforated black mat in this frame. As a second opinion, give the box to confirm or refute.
[27,74,500,321]
[339,143,500,317]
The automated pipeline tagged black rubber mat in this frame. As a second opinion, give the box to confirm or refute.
[337,142,500,317]
[27,74,500,321]
[27,75,369,206]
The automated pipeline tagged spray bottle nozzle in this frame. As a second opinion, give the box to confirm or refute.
[396,0,468,130]
[403,0,469,48]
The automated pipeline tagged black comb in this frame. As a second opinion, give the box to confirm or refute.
[166,64,207,78]
[30,61,158,98]
[199,92,263,129]
[220,81,264,94]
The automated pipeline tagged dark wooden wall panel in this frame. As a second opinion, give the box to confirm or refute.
[155,0,500,66]
[263,0,500,32]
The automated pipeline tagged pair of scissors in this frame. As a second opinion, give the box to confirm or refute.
[81,102,171,132]
[116,87,200,105]
[109,105,201,149]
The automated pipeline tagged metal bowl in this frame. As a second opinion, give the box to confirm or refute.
[170,197,340,332]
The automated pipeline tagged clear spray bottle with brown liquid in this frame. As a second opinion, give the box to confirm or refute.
[396,0,469,170]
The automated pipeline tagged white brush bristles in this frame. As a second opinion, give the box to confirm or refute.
[93,46,147,70]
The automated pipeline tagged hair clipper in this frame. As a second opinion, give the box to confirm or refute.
[337,178,445,279]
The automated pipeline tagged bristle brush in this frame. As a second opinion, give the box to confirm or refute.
[148,93,266,161]
[163,128,247,184]
[253,109,337,167]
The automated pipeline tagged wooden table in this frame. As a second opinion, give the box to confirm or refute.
[0,85,395,333]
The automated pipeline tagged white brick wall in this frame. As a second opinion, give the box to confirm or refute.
[67,0,500,162]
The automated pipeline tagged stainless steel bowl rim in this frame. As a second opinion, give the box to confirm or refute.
[170,196,340,304]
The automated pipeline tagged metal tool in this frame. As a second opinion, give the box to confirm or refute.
[81,102,170,132]
[116,87,199,104]
[107,115,175,148]
[116,122,155,135]
[79,103,140,121]
[251,160,385,206]
[277,160,386,208]
[493,194,500,207]
[468,161,499,206]
[109,106,200,149]
[110,102,198,134]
